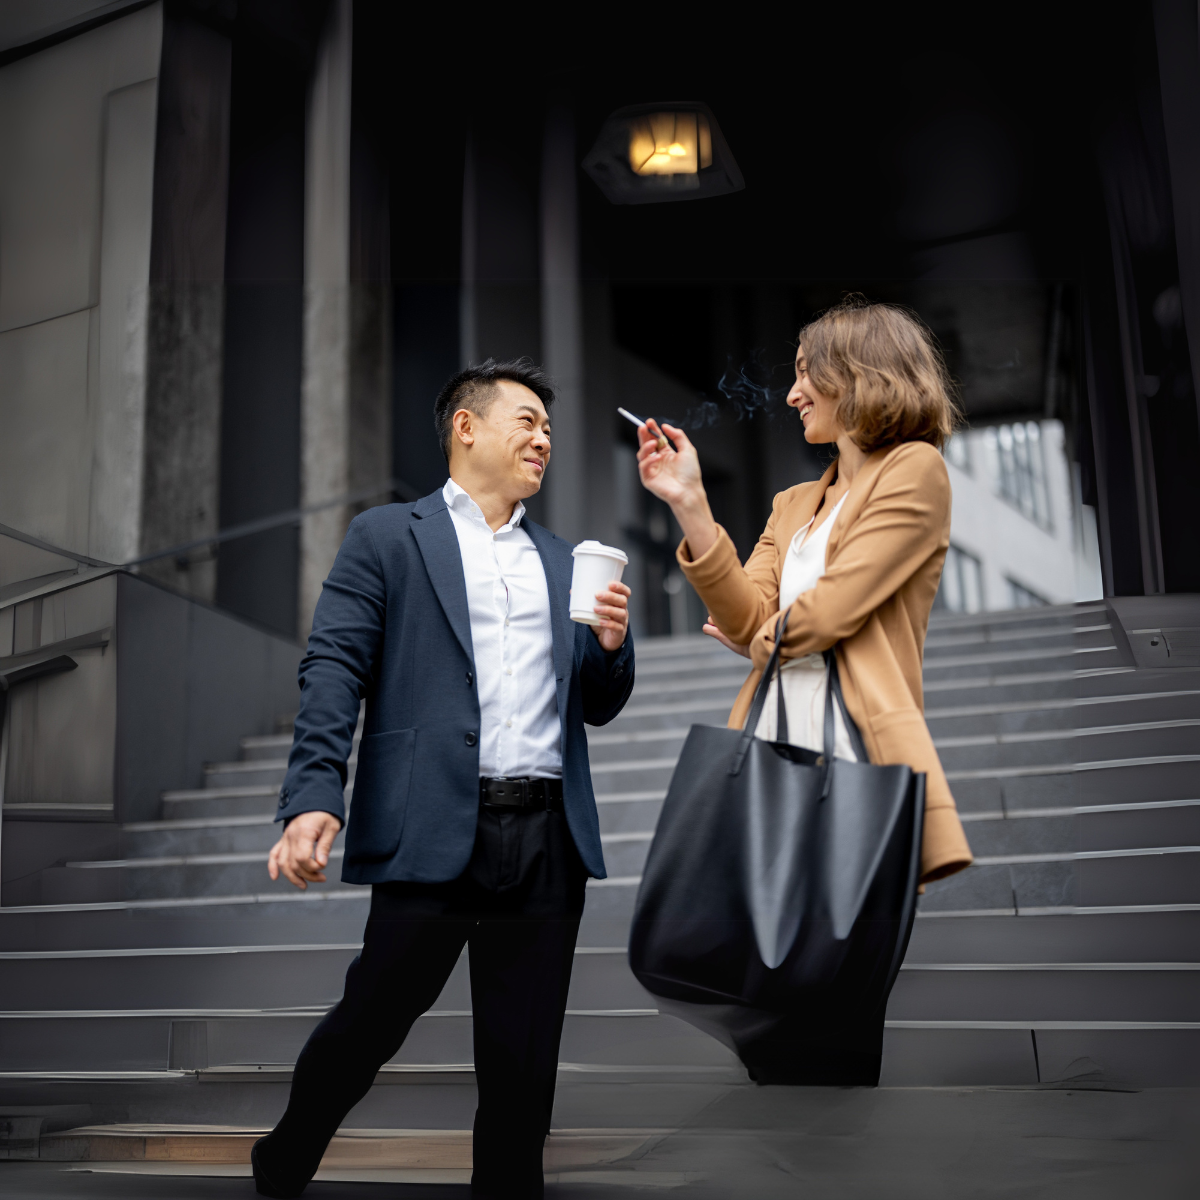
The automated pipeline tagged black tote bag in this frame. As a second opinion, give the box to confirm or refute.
[628,616,924,1081]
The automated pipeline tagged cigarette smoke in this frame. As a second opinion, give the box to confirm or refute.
[676,352,790,431]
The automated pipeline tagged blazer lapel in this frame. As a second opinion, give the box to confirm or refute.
[825,446,892,561]
[410,490,474,665]
[775,461,838,566]
[522,519,574,689]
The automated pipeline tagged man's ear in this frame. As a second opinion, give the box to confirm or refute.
[451,408,475,449]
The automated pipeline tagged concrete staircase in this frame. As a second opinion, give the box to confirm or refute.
[2,600,1198,1150]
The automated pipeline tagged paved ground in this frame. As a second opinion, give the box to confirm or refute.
[3,1086,1198,1199]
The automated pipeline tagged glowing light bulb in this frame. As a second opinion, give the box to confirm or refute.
[627,112,711,176]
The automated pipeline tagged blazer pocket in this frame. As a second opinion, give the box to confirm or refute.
[345,728,416,861]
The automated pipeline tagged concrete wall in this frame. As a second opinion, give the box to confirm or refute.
[1,575,119,813]
[1,569,303,903]
[113,573,303,824]
[0,3,162,563]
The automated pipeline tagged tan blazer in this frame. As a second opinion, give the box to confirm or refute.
[677,440,973,884]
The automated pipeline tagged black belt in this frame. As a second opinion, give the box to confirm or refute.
[480,776,564,812]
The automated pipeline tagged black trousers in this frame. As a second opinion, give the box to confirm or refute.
[254,805,587,1198]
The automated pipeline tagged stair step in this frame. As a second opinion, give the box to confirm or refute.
[923,645,1123,680]
[920,846,1200,912]
[925,687,1200,735]
[887,962,1200,1023]
[880,1024,1200,1086]
[923,622,1111,654]
[924,602,1107,635]
[34,1123,674,1172]
[0,948,653,1020]
[0,1008,737,1075]
[947,756,1200,814]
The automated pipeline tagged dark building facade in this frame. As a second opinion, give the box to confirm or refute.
[4,0,1198,642]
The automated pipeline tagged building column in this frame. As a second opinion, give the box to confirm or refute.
[299,0,352,640]
[540,105,586,544]
[90,75,160,565]
[140,12,231,603]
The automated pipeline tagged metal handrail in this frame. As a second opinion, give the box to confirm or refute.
[0,475,420,578]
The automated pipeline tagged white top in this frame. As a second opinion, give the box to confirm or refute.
[754,493,857,760]
[779,493,847,610]
[442,479,561,779]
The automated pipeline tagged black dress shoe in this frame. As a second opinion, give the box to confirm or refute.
[251,1140,304,1199]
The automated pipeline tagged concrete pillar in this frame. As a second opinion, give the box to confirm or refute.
[140,13,231,603]
[459,136,478,368]
[540,106,586,545]
[90,75,160,566]
[299,0,352,639]
[457,107,543,516]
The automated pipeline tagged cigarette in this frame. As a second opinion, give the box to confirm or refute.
[618,407,669,450]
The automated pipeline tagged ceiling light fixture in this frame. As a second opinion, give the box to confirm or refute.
[583,101,744,205]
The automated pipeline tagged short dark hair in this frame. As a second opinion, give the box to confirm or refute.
[433,358,556,462]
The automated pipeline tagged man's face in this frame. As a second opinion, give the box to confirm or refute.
[453,380,551,497]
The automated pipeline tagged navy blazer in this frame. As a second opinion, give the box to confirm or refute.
[276,488,635,882]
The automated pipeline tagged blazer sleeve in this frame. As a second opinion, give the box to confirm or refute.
[579,629,635,726]
[748,443,950,668]
[277,514,387,825]
[673,491,789,645]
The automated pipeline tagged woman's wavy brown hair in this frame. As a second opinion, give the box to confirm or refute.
[798,296,961,452]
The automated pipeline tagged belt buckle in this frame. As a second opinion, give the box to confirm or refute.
[488,777,529,807]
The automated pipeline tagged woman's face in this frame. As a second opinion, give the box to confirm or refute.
[786,347,842,443]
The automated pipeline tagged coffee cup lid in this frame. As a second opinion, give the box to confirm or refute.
[572,539,629,565]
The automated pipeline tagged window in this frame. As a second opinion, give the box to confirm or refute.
[934,544,985,613]
[1007,578,1049,608]
[986,421,1053,529]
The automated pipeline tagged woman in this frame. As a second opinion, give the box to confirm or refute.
[636,298,972,1083]
[637,300,972,916]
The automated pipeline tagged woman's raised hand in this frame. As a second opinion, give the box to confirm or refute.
[635,419,703,508]
[634,418,719,560]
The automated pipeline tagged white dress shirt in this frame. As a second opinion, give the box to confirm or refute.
[753,493,857,760]
[442,478,562,778]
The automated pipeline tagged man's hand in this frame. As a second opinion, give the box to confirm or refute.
[593,580,631,652]
[268,810,343,889]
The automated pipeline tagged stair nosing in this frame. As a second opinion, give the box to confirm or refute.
[925,688,1200,718]
[885,1019,1200,1030]
[0,943,627,961]
[947,752,1200,780]
[0,1006,661,1020]
[899,961,1200,971]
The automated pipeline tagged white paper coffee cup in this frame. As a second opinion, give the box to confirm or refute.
[570,540,629,626]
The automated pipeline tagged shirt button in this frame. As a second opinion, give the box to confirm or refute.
[505,720,513,728]
[506,667,513,675]
[465,732,477,747]
[504,618,510,626]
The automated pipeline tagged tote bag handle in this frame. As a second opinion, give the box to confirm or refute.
[730,614,865,788]
[731,614,788,774]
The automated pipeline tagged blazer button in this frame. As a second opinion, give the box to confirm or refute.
[466,671,473,685]
[465,732,477,747]
[613,665,624,679]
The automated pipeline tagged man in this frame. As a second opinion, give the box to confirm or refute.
[251,359,634,1199]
